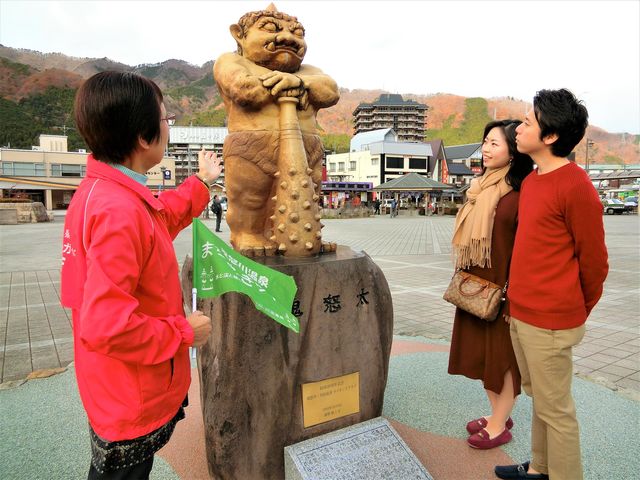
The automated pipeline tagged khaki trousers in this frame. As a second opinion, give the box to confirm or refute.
[510,318,586,480]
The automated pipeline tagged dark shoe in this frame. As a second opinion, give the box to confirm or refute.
[495,461,549,479]
[215,230,222,232]
[467,428,512,449]
[466,416,514,434]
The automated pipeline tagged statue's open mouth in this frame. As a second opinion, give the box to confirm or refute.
[265,40,304,58]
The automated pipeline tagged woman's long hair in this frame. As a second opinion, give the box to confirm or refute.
[481,119,534,191]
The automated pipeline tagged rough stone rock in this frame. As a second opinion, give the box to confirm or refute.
[0,202,49,223]
[181,246,394,480]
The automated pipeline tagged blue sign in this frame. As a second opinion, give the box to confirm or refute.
[163,169,172,180]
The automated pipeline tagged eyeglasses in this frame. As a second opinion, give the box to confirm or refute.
[161,113,176,126]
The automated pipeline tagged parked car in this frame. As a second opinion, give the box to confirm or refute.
[624,196,638,213]
[602,198,626,215]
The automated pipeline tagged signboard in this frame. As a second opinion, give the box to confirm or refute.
[301,372,360,428]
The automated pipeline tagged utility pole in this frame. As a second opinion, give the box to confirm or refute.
[53,124,74,135]
[585,138,594,174]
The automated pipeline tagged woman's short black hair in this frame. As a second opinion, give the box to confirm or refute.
[74,71,163,164]
[482,119,534,192]
[533,88,589,158]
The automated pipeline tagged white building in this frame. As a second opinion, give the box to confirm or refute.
[0,135,175,210]
[326,128,434,187]
[168,126,227,185]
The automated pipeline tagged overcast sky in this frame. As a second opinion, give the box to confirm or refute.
[1,0,638,133]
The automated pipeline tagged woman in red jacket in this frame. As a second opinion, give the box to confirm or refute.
[447,120,533,449]
[61,71,221,479]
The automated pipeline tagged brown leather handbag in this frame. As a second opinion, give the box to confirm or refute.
[443,270,507,321]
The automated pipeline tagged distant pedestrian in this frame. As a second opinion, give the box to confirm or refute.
[60,71,221,480]
[495,89,608,480]
[448,120,533,450]
[374,199,381,215]
[390,198,398,218]
[211,194,223,232]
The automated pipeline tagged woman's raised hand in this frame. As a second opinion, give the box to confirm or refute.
[197,147,223,185]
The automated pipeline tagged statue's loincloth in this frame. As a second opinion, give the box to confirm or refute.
[223,131,324,176]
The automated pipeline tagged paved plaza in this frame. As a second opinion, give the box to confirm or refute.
[1,213,639,395]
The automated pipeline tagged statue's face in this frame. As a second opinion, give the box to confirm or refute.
[238,15,306,73]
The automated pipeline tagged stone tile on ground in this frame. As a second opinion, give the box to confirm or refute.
[616,377,640,391]
[592,370,622,383]
[2,350,32,380]
[1,215,639,392]
[588,352,627,365]
[599,364,637,378]
[575,357,607,370]
[31,345,60,370]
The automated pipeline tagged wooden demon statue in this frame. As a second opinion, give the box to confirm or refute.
[214,3,339,257]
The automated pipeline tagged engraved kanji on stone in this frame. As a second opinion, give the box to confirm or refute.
[357,288,370,306]
[323,294,341,313]
[292,299,303,318]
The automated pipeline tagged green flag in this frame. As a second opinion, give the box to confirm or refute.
[192,218,299,333]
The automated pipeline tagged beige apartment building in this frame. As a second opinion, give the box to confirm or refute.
[353,94,427,143]
[0,135,175,210]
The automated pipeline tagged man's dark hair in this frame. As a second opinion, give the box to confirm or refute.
[482,119,534,191]
[74,71,163,164]
[533,88,589,158]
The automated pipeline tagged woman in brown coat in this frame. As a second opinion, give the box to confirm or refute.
[448,120,533,449]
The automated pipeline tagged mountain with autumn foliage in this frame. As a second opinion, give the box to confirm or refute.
[1,45,637,164]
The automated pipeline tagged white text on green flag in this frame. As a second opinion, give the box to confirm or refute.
[192,218,299,333]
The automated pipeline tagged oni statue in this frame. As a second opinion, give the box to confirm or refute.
[214,3,339,257]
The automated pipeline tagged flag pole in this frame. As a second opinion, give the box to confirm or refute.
[191,287,197,359]
[191,218,197,360]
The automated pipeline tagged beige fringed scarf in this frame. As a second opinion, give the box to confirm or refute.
[452,166,512,269]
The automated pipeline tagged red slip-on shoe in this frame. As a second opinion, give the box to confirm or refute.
[466,416,514,434]
[467,428,512,449]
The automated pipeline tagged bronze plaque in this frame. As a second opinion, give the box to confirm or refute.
[301,372,360,428]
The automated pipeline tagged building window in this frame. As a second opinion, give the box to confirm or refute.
[371,158,379,166]
[0,162,46,176]
[338,162,345,171]
[349,161,356,171]
[50,163,86,177]
[386,157,403,169]
[409,158,427,170]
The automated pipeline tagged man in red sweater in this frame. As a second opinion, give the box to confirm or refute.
[495,89,608,480]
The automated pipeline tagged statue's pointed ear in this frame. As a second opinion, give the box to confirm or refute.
[230,24,243,44]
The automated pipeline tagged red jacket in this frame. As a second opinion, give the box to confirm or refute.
[61,155,209,441]
[509,162,608,329]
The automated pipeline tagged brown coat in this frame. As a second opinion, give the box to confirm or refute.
[448,190,521,395]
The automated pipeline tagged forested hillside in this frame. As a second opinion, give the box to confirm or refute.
[1,45,637,164]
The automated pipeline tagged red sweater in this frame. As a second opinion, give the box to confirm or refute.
[509,162,608,329]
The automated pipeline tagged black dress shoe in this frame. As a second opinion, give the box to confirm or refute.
[495,461,549,479]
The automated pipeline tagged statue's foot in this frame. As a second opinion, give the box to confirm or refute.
[231,233,277,257]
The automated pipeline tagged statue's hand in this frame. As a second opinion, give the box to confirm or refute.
[259,71,303,97]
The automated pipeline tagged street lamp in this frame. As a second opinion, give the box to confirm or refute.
[160,166,166,191]
[585,138,595,174]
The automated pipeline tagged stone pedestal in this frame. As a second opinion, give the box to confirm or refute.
[181,246,393,480]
